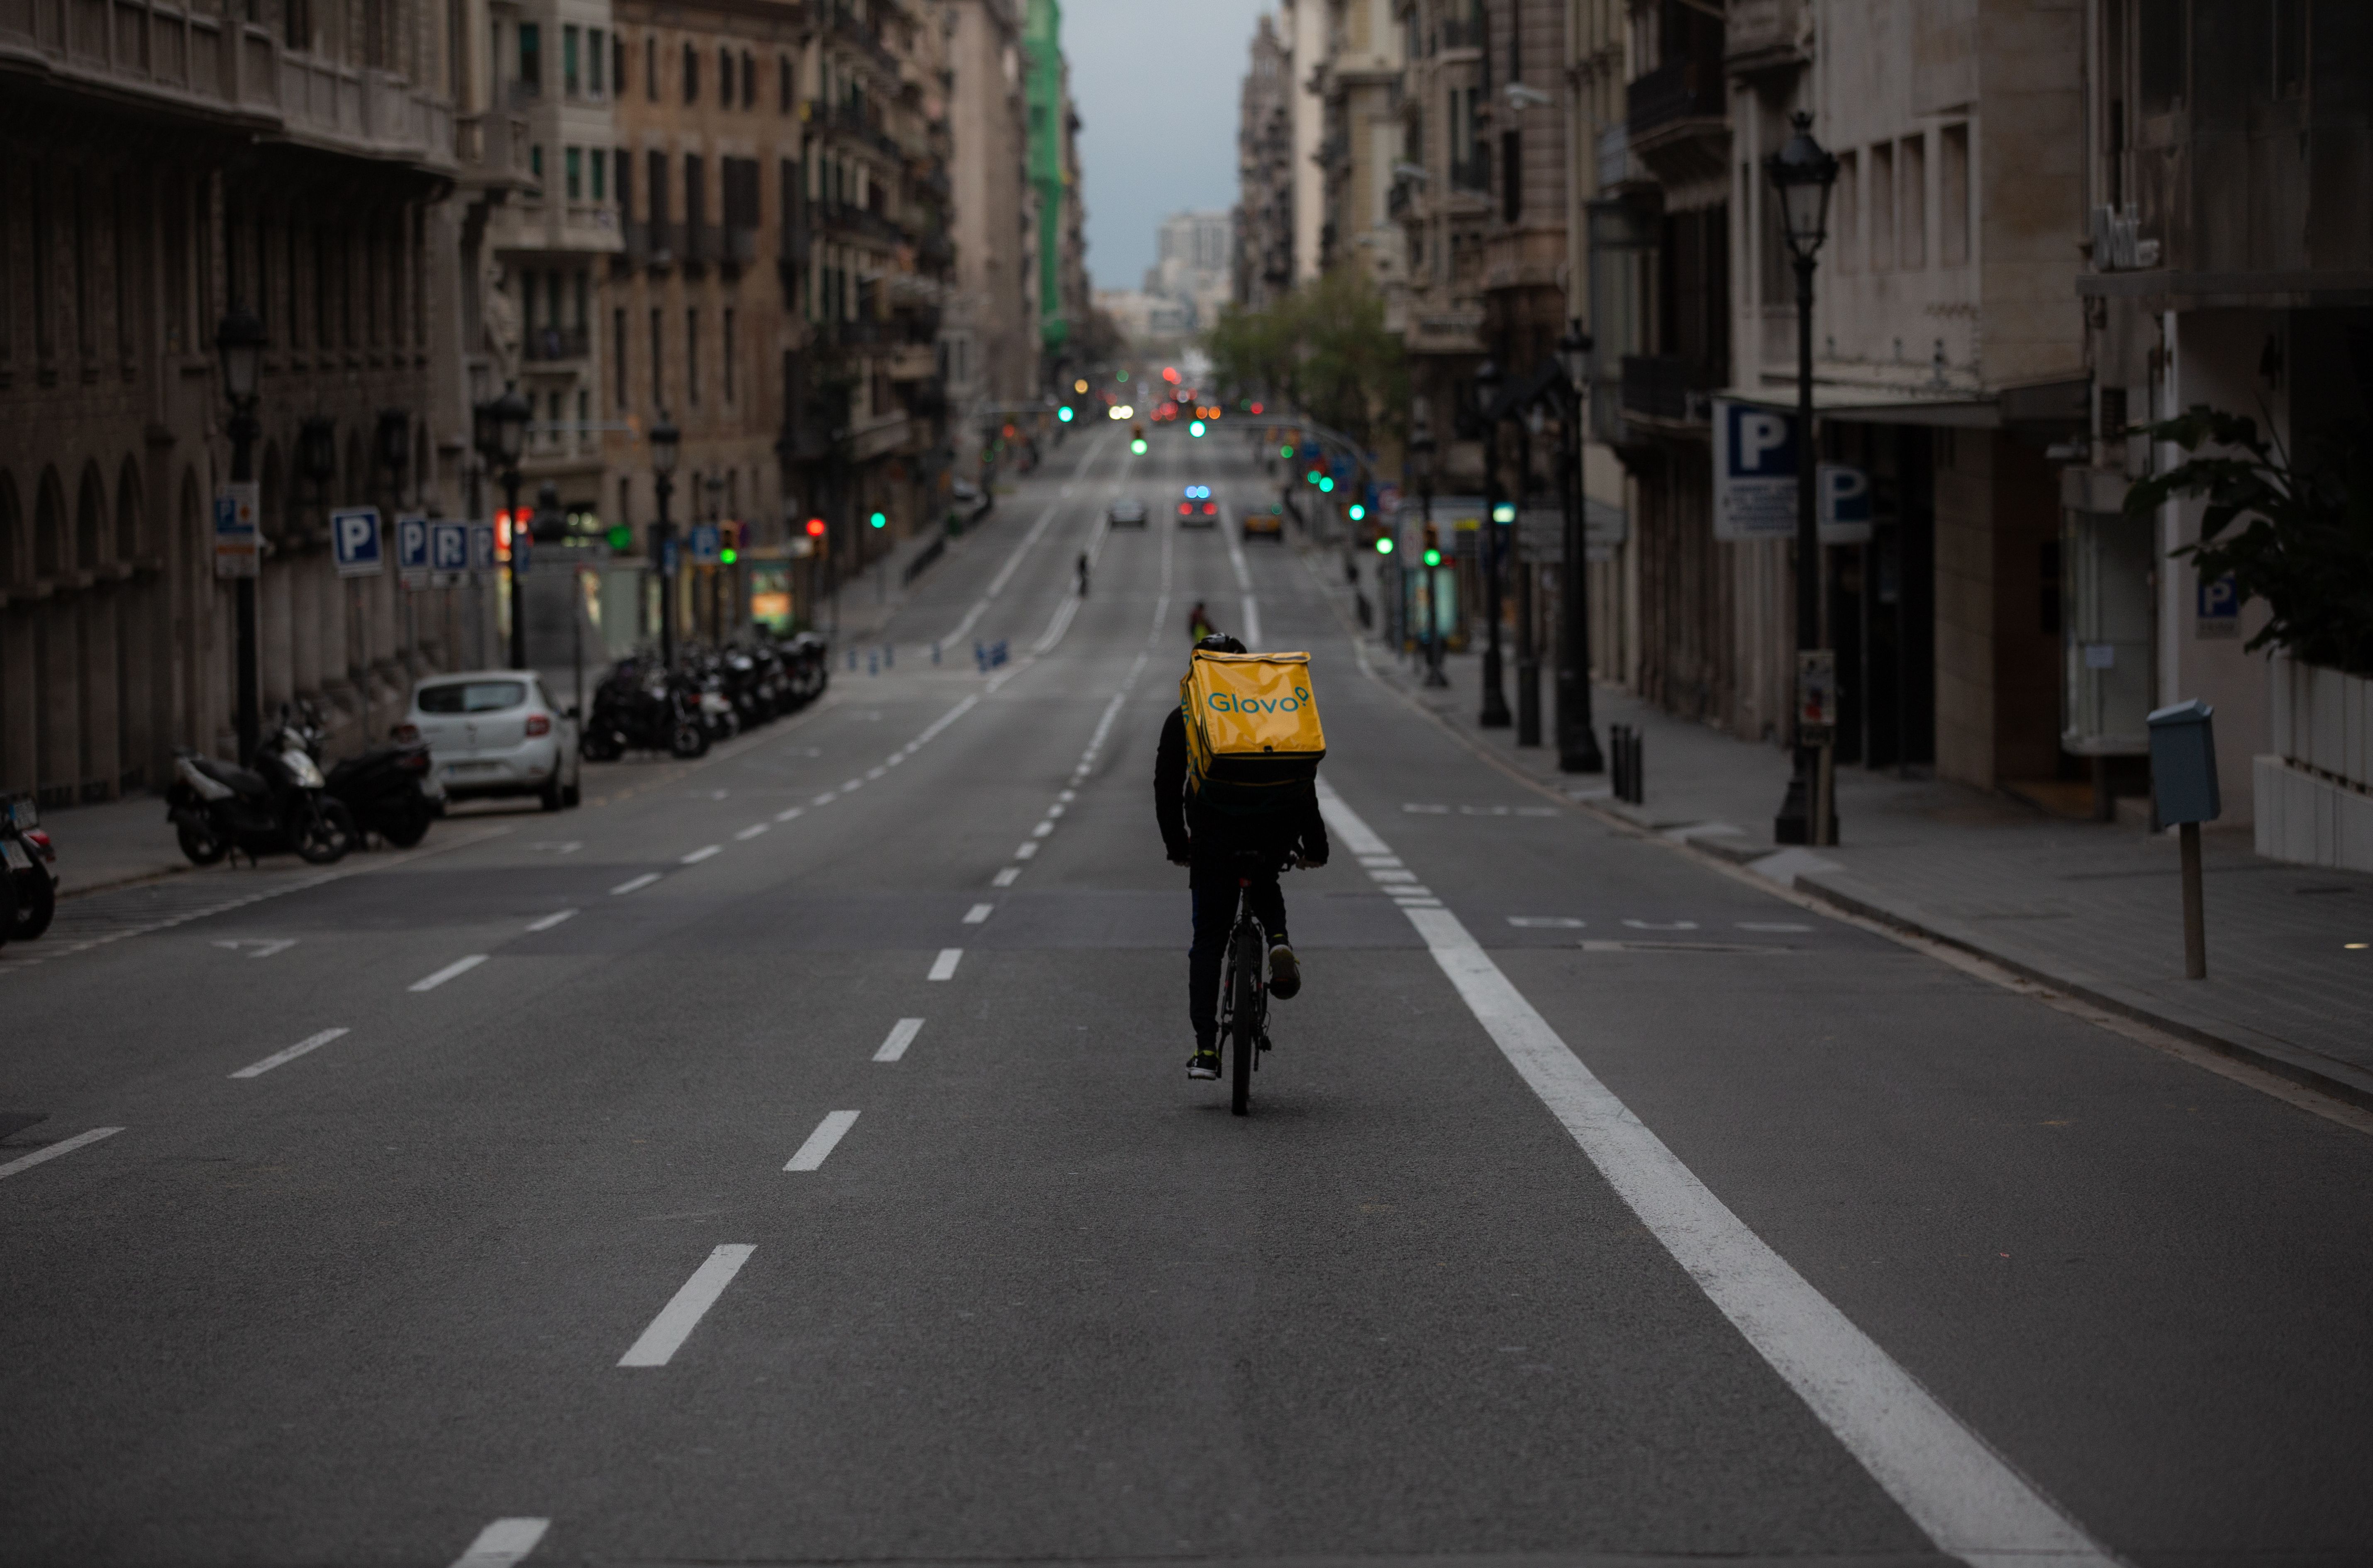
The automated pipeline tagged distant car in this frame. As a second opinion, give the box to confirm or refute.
[398,671,581,812]
[1177,485,1220,528]
[1241,506,1285,541]
[1108,498,1149,527]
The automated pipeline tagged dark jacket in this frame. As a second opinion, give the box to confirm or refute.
[1154,706,1330,868]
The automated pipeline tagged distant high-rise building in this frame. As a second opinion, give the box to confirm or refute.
[1144,211,1234,331]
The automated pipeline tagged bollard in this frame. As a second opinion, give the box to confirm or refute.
[867,650,878,676]
[883,643,893,669]
[932,641,941,666]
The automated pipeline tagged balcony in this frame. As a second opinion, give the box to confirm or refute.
[680,220,714,273]
[1447,153,1488,198]
[724,226,758,270]
[523,324,590,363]
[1620,354,1718,425]
[1437,17,1482,52]
[815,200,905,247]
[826,3,901,80]
[1627,59,1724,140]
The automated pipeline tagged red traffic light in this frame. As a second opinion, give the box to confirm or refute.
[1161,366,1180,385]
[805,517,827,537]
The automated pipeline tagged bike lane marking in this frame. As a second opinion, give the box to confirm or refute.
[785,1110,860,1171]
[0,1126,124,1182]
[1314,777,2118,1568]
[446,1517,549,1568]
[409,955,488,992]
[229,1027,351,1079]
[928,948,963,981]
[874,1019,925,1062]
[617,1244,755,1367]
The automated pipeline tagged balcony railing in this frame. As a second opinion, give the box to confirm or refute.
[681,220,715,270]
[1620,354,1718,424]
[1626,57,1724,139]
[1437,17,1482,51]
[524,324,591,362]
[723,226,758,270]
[1447,153,1488,195]
[815,200,905,246]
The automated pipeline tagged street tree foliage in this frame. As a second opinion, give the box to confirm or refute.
[1205,267,1407,448]
[2126,404,2373,675]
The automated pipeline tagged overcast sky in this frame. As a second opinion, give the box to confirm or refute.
[1062,0,1273,291]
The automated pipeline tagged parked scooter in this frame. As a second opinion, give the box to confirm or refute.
[292,704,442,848]
[581,660,707,760]
[167,714,359,866]
[0,792,59,949]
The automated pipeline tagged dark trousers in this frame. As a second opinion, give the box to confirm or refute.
[1189,864,1288,1047]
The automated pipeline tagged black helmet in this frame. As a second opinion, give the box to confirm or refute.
[1195,633,1246,655]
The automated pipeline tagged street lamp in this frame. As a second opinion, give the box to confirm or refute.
[649,412,680,667]
[1766,110,1841,846]
[215,304,266,763]
[473,382,532,670]
[1554,321,1604,773]
[1474,358,1511,728]
[705,470,727,643]
[1408,421,1448,689]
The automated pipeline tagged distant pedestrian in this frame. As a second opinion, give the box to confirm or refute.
[1187,601,1213,643]
[1077,551,1090,597]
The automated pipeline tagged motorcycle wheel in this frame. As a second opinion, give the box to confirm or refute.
[561,782,582,809]
[0,862,15,953]
[13,868,56,940]
[539,771,564,812]
[295,799,354,864]
[671,722,708,760]
[580,729,624,762]
[380,801,432,849]
[176,816,230,867]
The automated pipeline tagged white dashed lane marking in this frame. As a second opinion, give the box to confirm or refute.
[784,1110,860,1171]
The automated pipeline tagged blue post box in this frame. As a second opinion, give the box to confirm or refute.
[2146,699,2220,825]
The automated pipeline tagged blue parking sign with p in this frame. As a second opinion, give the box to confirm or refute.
[397,514,430,575]
[331,507,383,577]
[430,521,469,574]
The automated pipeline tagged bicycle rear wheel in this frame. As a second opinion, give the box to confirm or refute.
[1229,922,1261,1115]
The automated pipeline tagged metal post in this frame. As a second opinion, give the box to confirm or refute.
[1775,252,1828,844]
[654,474,676,667]
[229,408,260,764]
[504,467,526,670]
[1515,416,1540,746]
[2180,821,2207,979]
[1479,416,1511,728]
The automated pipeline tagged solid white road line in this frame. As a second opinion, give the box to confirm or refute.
[785,1110,861,1171]
[1224,522,1253,590]
[1033,591,1083,655]
[617,1244,756,1368]
[447,1517,550,1568]
[963,903,993,924]
[1241,594,1263,649]
[774,806,805,823]
[928,947,963,981]
[680,845,722,864]
[734,824,769,840]
[1311,781,2114,1567]
[410,955,488,992]
[525,909,578,933]
[992,867,1021,887]
[230,1027,351,1079]
[874,1018,925,1062]
[611,873,661,895]
[0,1126,124,1182]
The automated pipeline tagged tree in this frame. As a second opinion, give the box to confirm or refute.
[1204,268,1407,448]
[2125,405,2373,675]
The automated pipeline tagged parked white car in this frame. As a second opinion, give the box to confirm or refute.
[396,672,581,811]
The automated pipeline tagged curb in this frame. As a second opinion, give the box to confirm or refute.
[1309,549,2373,1119]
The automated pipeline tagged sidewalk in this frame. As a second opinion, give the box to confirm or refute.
[1329,550,2373,1112]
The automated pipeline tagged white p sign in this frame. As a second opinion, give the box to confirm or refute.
[330,507,383,578]
[1736,411,1793,472]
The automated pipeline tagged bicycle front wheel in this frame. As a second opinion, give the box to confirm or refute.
[1229,922,1261,1115]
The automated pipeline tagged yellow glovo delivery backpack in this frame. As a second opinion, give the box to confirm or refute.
[1180,648,1327,815]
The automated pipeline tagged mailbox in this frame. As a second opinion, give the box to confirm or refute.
[2146,700,2221,825]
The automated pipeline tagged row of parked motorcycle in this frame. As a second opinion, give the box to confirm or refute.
[581,633,831,762]
[166,700,437,872]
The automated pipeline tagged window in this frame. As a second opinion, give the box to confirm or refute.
[686,308,700,404]
[613,34,626,95]
[577,389,590,447]
[519,22,541,90]
[780,55,793,113]
[563,25,579,95]
[1501,131,1521,220]
[649,150,669,230]
[723,307,736,400]
[1938,124,1968,267]
[565,146,582,200]
[592,149,607,201]
[572,270,588,329]
[1868,141,1894,271]
[649,307,664,407]
[720,46,733,104]
[616,148,632,217]
[1898,133,1925,270]
[589,28,605,95]
[547,390,563,449]
[683,41,698,102]
[613,306,627,409]
[1834,150,1858,273]
[645,36,657,100]
[531,144,544,183]
[685,153,706,241]
[741,50,755,107]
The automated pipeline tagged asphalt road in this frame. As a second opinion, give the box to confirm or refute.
[5,421,2372,1568]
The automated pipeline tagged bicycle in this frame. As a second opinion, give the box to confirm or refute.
[1215,853,1290,1116]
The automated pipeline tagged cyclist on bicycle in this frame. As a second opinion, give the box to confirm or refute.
[1154,633,1330,1080]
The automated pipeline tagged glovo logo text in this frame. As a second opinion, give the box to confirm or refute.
[1207,686,1312,716]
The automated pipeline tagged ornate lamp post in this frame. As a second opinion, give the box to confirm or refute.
[1766,110,1841,846]
[1475,358,1512,728]
[473,382,531,669]
[1408,421,1448,688]
[215,304,266,763]
[649,412,681,667]
[1554,322,1604,773]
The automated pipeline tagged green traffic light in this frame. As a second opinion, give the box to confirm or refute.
[1189,420,1205,437]
[1305,470,1321,485]
[1280,444,1294,459]
[1492,503,1517,522]
[1117,370,1129,381]
[869,511,888,528]
[1058,406,1075,423]
[606,523,633,551]
[1375,536,1394,555]
[1422,547,1442,567]
[720,548,737,565]
[1318,477,1334,493]
[1348,504,1366,521]
[1131,438,1147,454]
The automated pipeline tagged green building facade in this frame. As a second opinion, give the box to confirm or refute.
[1024,0,1068,353]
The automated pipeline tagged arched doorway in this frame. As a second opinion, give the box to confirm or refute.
[72,461,117,796]
[115,457,152,791]
[0,470,28,796]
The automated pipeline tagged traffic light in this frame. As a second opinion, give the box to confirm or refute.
[1493,502,1517,523]
[1421,521,1441,567]
[606,522,633,552]
[1131,438,1147,454]
[1188,420,1205,438]
[1074,378,1089,394]
[1318,477,1334,493]
[1305,469,1322,486]
[1057,406,1074,423]
[1348,503,1366,522]
[1374,536,1394,555]
[1280,443,1294,460]
[719,521,739,565]
[805,516,829,559]
[868,511,888,529]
